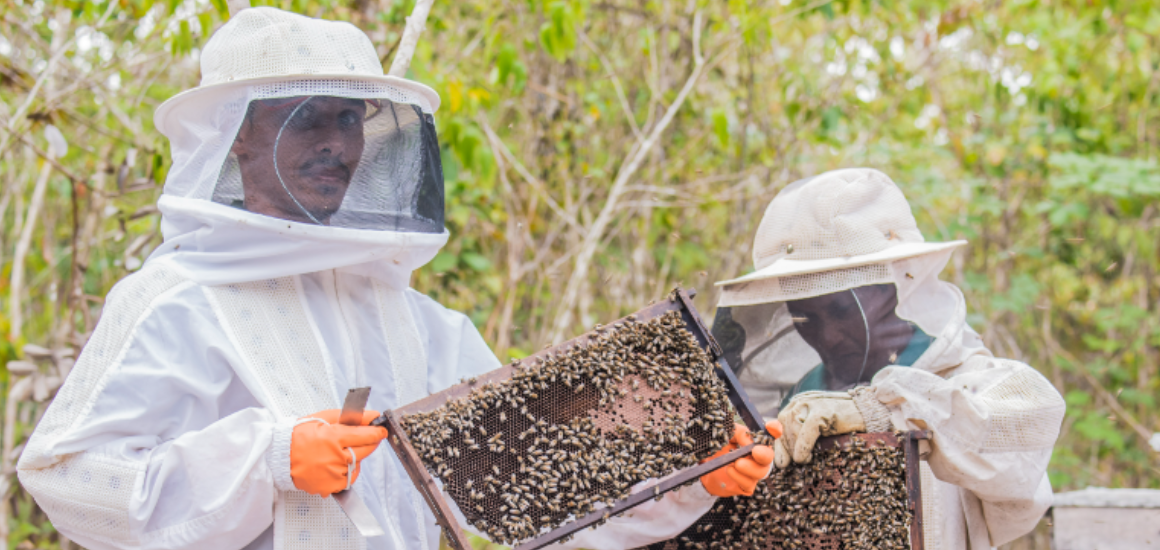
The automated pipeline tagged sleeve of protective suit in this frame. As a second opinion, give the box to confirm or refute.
[864,356,1066,547]
[542,482,717,550]
[406,291,717,549]
[16,271,281,550]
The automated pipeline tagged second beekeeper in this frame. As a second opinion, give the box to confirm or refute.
[711,168,1066,549]
[16,8,767,550]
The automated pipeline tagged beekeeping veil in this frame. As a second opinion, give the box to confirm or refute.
[712,169,972,419]
[148,7,447,286]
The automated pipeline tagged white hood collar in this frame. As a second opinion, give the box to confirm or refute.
[146,195,449,287]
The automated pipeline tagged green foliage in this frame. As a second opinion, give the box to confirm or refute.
[536,1,580,61]
[1073,412,1125,452]
[1050,153,1160,198]
[494,44,528,93]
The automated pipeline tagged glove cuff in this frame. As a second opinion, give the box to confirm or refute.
[849,386,893,433]
[268,417,297,492]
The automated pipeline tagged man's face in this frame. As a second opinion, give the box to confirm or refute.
[231,96,367,224]
[785,284,913,386]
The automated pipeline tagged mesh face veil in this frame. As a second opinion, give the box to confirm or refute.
[713,282,928,418]
[212,90,443,231]
[159,79,444,234]
[847,288,872,383]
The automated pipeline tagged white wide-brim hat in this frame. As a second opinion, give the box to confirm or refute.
[716,168,966,287]
[154,7,441,138]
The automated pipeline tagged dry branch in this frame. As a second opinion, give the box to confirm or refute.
[388,0,436,77]
[8,148,54,341]
[546,11,705,344]
[478,116,583,234]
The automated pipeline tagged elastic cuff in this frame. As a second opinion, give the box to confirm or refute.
[267,417,297,492]
[849,386,893,433]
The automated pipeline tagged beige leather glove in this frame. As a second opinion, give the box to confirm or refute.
[775,391,865,468]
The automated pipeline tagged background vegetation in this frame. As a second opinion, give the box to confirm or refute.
[1,0,1158,548]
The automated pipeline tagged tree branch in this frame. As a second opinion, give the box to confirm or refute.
[577,29,643,140]
[546,11,705,343]
[388,0,436,77]
[477,115,584,234]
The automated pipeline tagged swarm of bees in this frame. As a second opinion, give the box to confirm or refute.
[645,433,913,550]
[402,311,737,546]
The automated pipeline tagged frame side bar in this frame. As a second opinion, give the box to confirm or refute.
[381,411,474,550]
[675,288,764,432]
[905,430,926,550]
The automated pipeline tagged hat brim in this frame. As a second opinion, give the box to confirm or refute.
[154,73,442,137]
[714,240,968,287]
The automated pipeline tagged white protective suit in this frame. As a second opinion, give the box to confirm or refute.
[16,8,714,550]
[712,168,1067,550]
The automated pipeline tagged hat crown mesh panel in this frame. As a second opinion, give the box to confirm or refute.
[752,168,925,269]
[200,7,384,87]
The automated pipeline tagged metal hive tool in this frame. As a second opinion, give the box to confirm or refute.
[640,431,929,550]
[375,289,765,550]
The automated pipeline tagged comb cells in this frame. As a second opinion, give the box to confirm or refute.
[402,311,737,546]
[643,433,913,550]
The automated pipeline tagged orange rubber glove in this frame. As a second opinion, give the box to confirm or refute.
[290,409,388,498]
[766,419,784,439]
[699,422,777,497]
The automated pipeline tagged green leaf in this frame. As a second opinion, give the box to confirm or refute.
[1073,413,1125,451]
[821,107,841,136]
[171,19,193,56]
[1119,388,1155,408]
[209,0,230,19]
[1049,152,1160,199]
[506,347,530,360]
[430,252,457,273]
[198,11,214,39]
[1046,201,1089,227]
[1064,390,1092,407]
[711,109,729,147]
[496,43,528,92]
[537,1,578,61]
[461,252,493,271]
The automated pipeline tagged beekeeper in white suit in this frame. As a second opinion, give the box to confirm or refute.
[711,168,1067,549]
[16,8,731,550]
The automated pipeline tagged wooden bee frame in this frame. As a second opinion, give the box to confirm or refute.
[377,289,766,550]
[641,430,929,550]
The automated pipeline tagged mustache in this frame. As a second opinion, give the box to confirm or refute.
[297,156,352,179]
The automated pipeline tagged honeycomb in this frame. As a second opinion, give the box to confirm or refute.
[401,311,737,546]
[643,433,913,550]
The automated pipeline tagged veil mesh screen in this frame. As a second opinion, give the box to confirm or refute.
[212,96,444,232]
